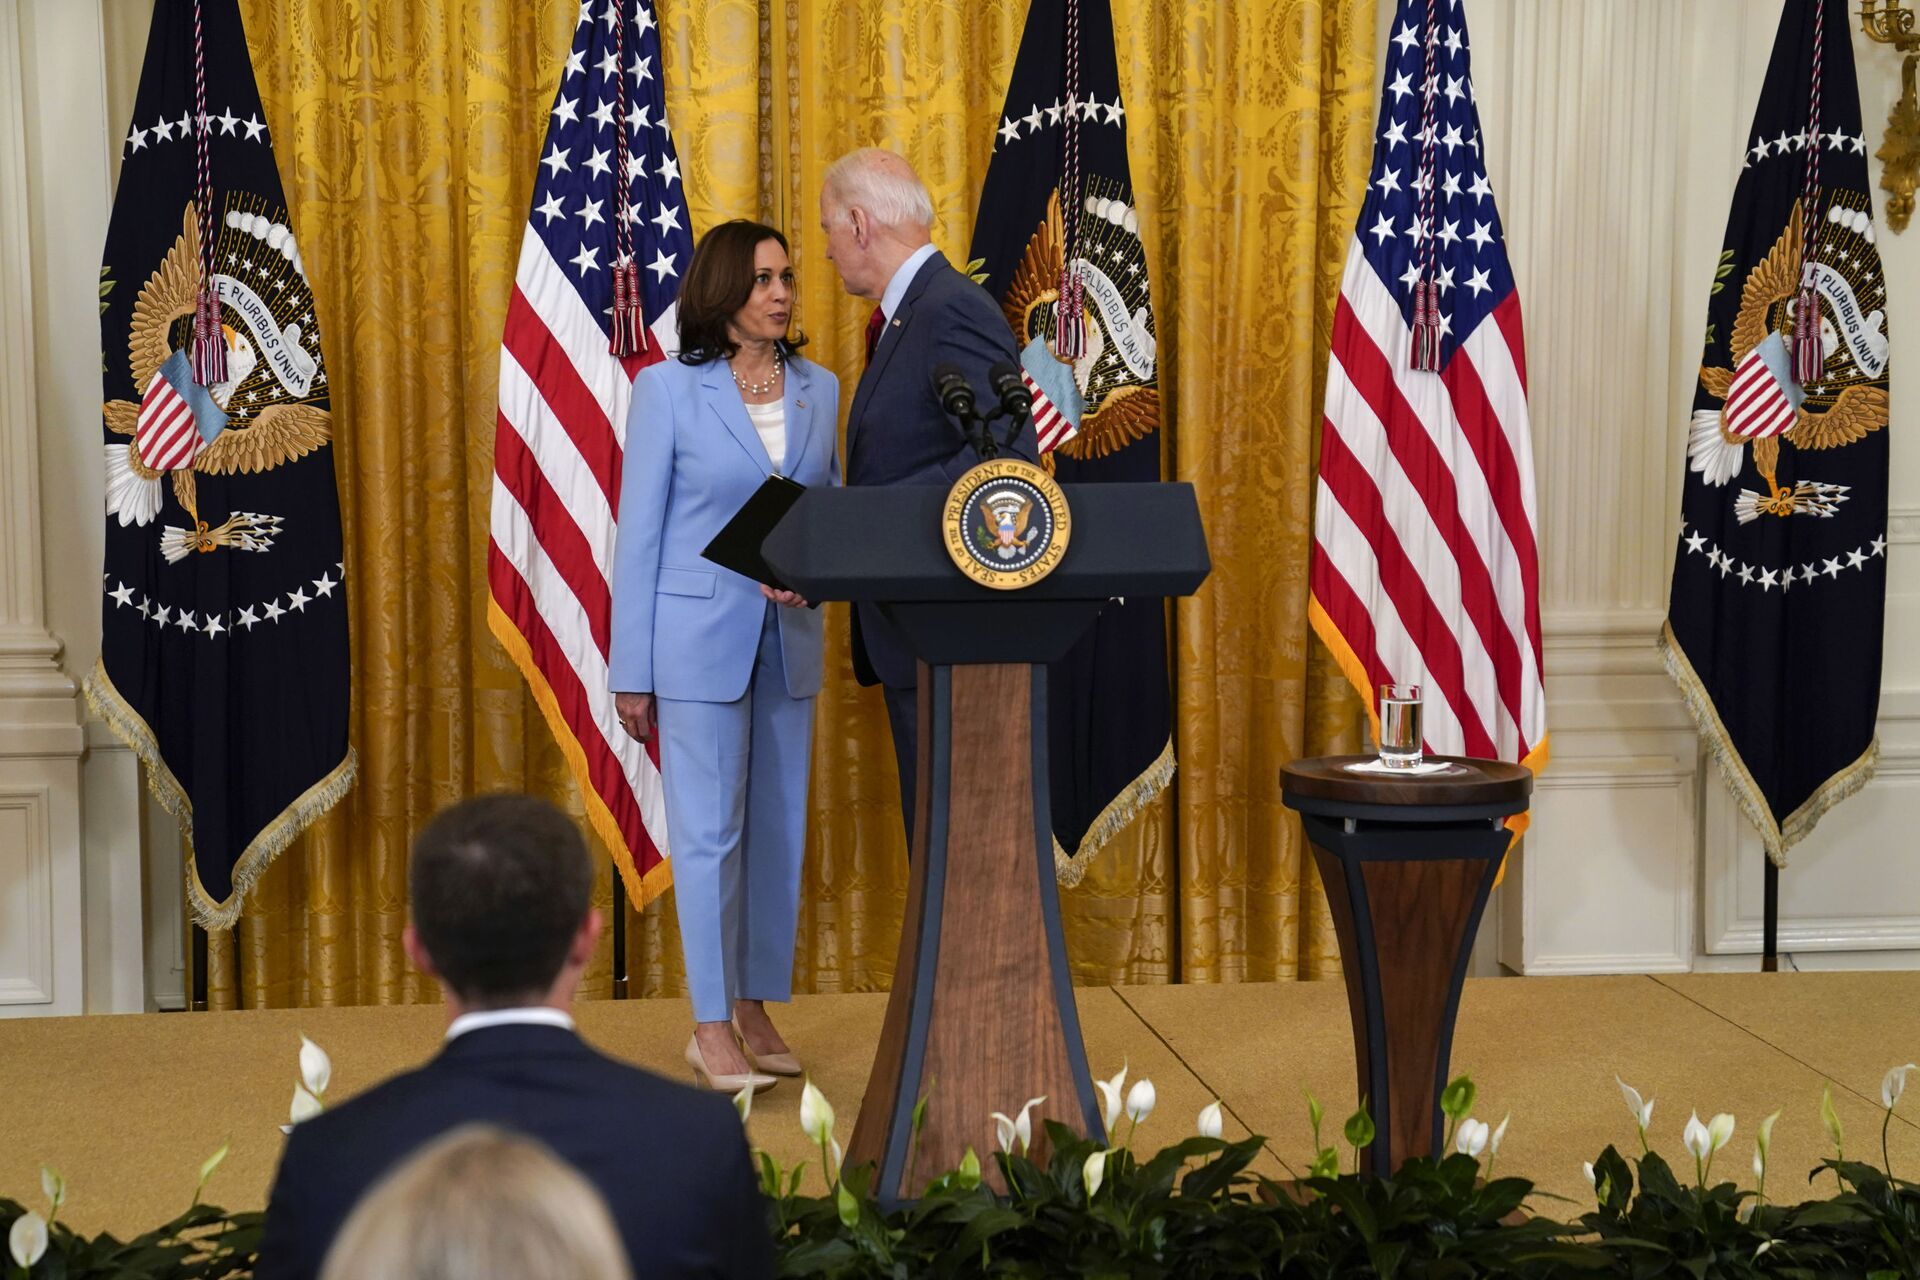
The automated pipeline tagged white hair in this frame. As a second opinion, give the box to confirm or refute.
[822,148,935,231]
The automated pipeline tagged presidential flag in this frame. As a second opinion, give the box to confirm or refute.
[1662,0,1890,863]
[89,0,354,928]
[487,0,693,907]
[1308,0,1548,793]
[968,0,1170,880]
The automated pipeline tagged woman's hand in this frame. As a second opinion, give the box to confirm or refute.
[761,583,809,608]
[615,691,656,743]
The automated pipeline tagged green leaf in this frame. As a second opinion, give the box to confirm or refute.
[1821,1081,1845,1154]
[1343,1099,1376,1150]
[833,1180,859,1229]
[956,1146,981,1191]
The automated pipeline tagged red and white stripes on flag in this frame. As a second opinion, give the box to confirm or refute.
[1310,253,1547,773]
[134,366,209,472]
[1026,376,1075,453]
[486,0,693,909]
[1722,343,1798,439]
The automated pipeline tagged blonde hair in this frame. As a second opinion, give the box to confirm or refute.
[319,1125,631,1280]
[821,148,935,231]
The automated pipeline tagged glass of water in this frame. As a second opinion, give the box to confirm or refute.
[1377,683,1423,769]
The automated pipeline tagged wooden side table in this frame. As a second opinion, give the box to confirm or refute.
[1280,755,1532,1175]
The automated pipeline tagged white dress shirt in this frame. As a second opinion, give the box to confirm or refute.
[444,1006,577,1041]
[880,242,941,328]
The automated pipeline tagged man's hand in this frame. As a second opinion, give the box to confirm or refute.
[615,691,656,743]
[761,583,809,608]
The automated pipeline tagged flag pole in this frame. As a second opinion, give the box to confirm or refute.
[612,892,628,999]
[190,922,208,1011]
[1762,859,1779,972]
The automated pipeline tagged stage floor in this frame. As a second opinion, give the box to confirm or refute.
[5,972,1919,1236]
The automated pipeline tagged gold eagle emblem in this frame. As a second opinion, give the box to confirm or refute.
[1000,189,1160,462]
[1689,202,1889,521]
[103,205,332,550]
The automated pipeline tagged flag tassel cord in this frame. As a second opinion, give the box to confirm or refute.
[83,659,358,929]
[1658,622,1878,868]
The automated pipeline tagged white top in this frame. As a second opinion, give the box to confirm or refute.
[881,242,941,328]
[445,1007,576,1042]
[744,397,786,473]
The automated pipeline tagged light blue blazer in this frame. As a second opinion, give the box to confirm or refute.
[608,352,839,703]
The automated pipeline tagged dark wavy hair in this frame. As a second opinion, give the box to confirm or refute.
[676,219,809,365]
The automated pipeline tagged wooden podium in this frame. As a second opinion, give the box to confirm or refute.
[765,482,1209,1202]
[1280,756,1530,1174]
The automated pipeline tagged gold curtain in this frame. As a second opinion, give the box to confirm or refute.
[206,0,1375,1008]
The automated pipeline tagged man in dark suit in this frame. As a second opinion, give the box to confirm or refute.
[256,794,772,1280]
[819,148,1039,844]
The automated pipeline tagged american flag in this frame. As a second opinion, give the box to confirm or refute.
[1308,0,1547,775]
[487,0,693,906]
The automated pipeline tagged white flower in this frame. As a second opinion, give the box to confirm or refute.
[299,1034,332,1097]
[1582,1161,1596,1186]
[1094,1064,1128,1136]
[289,1082,323,1126]
[1455,1117,1490,1158]
[1753,1148,1764,1179]
[1683,1111,1711,1159]
[1196,1100,1224,1140]
[8,1210,48,1269]
[1617,1077,1654,1130]
[1707,1112,1735,1154]
[1082,1148,1108,1199]
[800,1079,836,1146]
[1882,1063,1916,1109]
[990,1097,1045,1156]
[1124,1078,1156,1126]
[1489,1113,1510,1157]
[39,1166,64,1212]
[732,1082,754,1124]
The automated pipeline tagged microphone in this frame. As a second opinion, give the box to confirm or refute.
[988,361,1032,419]
[931,363,977,420]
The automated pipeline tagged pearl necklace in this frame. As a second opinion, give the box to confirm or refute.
[731,349,783,397]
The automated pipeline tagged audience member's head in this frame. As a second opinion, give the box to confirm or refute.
[404,793,599,1013]
[820,147,936,299]
[319,1124,631,1280]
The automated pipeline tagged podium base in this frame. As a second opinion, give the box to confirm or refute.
[847,662,1102,1202]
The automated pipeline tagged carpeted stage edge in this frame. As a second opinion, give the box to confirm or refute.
[4,973,1918,1236]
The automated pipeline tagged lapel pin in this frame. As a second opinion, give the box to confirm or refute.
[796,399,806,409]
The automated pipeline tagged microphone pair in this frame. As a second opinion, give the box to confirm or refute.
[931,361,1032,422]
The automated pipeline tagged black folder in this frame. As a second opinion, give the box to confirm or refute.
[701,475,806,590]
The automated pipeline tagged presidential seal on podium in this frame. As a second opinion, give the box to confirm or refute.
[943,458,1071,590]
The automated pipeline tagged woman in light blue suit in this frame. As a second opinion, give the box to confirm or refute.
[609,221,837,1095]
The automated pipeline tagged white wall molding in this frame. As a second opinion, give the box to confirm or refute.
[0,787,56,1005]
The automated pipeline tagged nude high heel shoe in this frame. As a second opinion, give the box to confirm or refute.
[686,1034,777,1094]
[731,1015,801,1076]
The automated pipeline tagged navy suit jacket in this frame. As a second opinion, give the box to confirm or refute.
[845,251,1039,688]
[255,1024,772,1280]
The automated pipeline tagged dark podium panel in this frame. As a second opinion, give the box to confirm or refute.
[1280,756,1531,1175]
[765,483,1209,1202]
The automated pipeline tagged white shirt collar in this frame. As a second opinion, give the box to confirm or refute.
[880,242,941,326]
[445,1007,576,1042]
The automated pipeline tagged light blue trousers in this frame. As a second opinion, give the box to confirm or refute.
[655,606,814,1024]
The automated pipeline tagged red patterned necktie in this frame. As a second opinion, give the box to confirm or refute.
[864,305,885,365]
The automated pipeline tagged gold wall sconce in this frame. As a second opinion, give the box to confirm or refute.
[1860,0,1919,231]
